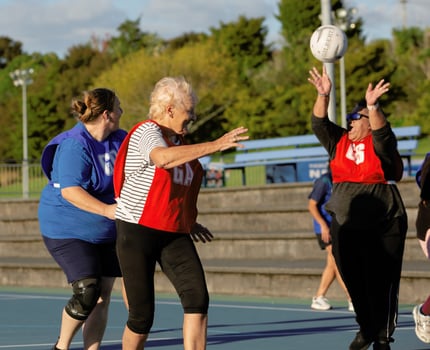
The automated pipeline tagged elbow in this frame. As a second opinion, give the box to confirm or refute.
[152,158,172,169]
[150,148,173,169]
[61,187,74,201]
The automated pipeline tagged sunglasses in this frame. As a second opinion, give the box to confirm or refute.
[346,112,369,121]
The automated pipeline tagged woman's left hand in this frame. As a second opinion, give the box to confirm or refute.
[190,223,214,243]
[366,79,390,106]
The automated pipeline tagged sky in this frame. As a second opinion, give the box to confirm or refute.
[0,0,429,58]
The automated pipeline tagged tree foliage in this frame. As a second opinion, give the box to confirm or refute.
[107,18,163,59]
[94,39,241,142]
[0,1,429,163]
[0,36,22,68]
[210,16,272,83]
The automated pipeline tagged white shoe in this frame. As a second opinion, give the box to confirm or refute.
[348,300,354,312]
[413,304,430,343]
[311,296,331,310]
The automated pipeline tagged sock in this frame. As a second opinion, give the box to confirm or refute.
[421,296,430,315]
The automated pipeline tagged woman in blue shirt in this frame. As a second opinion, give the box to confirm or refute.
[38,88,126,350]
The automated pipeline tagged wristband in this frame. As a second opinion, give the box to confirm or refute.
[318,93,329,97]
[367,102,379,111]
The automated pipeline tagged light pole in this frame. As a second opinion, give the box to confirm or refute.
[9,68,33,199]
[320,0,337,124]
[334,8,357,128]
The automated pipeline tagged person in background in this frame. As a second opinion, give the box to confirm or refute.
[308,66,407,350]
[308,169,353,312]
[113,76,248,350]
[412,153,430,343]
[38,88,126,350]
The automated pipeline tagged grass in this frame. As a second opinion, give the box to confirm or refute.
[415,136,430,159]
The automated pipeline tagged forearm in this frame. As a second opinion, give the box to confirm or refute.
[308,200,327,228]
[150,141,219,169]
[61,186,114,218]
[367,103,387,130]
[312,94,330,119]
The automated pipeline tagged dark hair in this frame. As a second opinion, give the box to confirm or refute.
[349,99,367,115]
[71,88,116,123]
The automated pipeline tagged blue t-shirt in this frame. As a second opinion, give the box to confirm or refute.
[308,172,332,234]
[38,123,126,243]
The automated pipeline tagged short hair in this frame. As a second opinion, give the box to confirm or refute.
[149,76,197,119]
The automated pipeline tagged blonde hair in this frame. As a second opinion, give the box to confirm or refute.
[71,88,116,123]
[149,76,197,120]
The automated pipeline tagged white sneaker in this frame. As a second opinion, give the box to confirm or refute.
[311,296,332,310]
[348,300,354,312]
[413,304,430,343]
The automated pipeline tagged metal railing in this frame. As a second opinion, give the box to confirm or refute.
[0,163,267,198]
[0,157,422,199]
[0,163,47,199]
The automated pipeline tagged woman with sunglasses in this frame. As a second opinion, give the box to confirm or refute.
[307,66,407,350]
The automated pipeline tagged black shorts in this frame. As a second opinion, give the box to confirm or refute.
[315,233,331,250]
[43,237,121,283]
[416,200,430,241]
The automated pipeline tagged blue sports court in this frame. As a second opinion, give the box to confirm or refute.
[0,287,425,350]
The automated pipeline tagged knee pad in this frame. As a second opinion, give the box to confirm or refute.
[65,278,101,321]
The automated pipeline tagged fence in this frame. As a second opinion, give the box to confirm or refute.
[0,162,266,197]
[0,157,422,199]
[0,163,47,198]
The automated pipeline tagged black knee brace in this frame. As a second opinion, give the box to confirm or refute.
[65,277,101,321]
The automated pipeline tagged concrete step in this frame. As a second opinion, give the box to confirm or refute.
[196,232,427,262]
[197,179,421,209]
[0,256,427,304]
[0,199,39,218]
[198,208,419,236]
[0,234,50,258]
[0,180,420,235]
[0,230,425,262]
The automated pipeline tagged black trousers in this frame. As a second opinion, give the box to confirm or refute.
[330,215,407,342]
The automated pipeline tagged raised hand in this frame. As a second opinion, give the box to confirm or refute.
[365,79,390,106]
[308,66,332,96]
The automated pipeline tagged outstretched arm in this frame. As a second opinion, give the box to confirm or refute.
[308,66,332,119]
[365,79,390,130]
[150,126,249,169]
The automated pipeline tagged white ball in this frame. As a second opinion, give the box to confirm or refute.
[310,25,348,63]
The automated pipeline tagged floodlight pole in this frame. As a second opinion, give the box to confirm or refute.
[334,7,358,129]
[320,0,337,124]
[9,68,33,199]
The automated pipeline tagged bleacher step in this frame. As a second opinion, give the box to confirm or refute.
[0,256,427,303]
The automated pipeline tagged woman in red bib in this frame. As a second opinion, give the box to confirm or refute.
[114,76,248,350]
[308,66,407,350]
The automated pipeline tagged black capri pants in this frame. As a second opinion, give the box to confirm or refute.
[116,219,209,334]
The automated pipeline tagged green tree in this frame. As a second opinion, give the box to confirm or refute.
[392,28,430,133]
[94,15,274,143]
[0,36,23,68]
[210,16,272,83]
[167,32,208,50]
[0,53,54,161]
[94,39,241,142]
[108,18,163,59]
[0,43,117,162]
